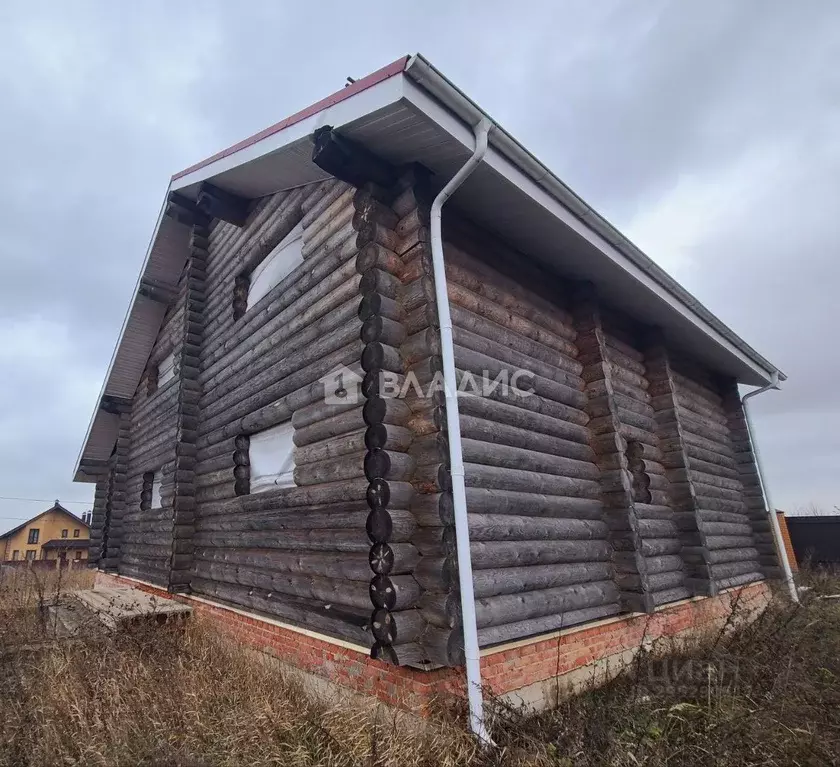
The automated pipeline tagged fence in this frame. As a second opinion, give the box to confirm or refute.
[786,515,840,566]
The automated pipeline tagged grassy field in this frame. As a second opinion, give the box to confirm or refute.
[1,567,838,766]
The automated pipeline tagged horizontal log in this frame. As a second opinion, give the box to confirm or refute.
[463,463,601,499]
[194,560,371,609]
[370,607,425,645]
[360,267,401,300]
[714,571,763,590]
[196,509,413,541]
[449,303,581,375]
[670,467,743,492]
[368,542,420,576]
[193,530,372,553]
[443,243,576,342]
[411,488,603,526]
[458,414,595,463]
[476,603,622,647]
[358,292,400,323]
[202,303,361,419]
[294,450,366,486]
[452,321,582,384]
[698,520,753,537]
[200,340,365,439]
[467,539,611,569]
[471,579,618,629]
[292,429,366,466]
[460,438,598,481]
[291,407,364,448]
[460,514,608,543]
[364,423,414,452]
[471,561,613,599]
[453,394,590,451]
[448,344,586,411]
[191,578,371,646]
[368,575,422,611]
[363,396,412,427]
[193,547,371,581]
[370,641,427,667]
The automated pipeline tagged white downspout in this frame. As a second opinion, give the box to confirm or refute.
[741,372,799,604]
[429,116,493,745]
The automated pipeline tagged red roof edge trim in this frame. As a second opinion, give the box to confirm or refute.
[172,56,410,182]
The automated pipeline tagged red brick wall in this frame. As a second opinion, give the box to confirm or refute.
[776,511,799,571]
[94,571,771,713]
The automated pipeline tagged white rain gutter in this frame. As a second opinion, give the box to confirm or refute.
[429,116,494,745]
[741,373,799,604]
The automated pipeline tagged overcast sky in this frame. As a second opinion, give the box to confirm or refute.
[1,0,837,532]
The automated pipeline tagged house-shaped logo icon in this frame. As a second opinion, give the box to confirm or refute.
[319,366,363,406]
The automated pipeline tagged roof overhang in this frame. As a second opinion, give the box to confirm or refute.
[74,54,784,482]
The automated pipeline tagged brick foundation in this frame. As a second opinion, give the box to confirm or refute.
[94,571,772,713]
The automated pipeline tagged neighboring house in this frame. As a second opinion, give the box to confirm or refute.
[74,56,785,707]
[0,502,91,563]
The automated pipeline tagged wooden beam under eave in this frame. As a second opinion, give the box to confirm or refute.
[166,192,210,228]
[100,394,132,415]
[312,125,397,190]
[196,181,250,227]
[139,278,178,306]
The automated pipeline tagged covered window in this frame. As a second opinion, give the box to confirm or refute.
[151,471,163,509]
[246,222,304,311]
[25,550,35,561]
[249,422,296,493]
[142,470,163,510]
[27,529,39,545]
[12,550,19,560]
[61,529,68,538]
[73,529,80,538]
[158,351,176,387]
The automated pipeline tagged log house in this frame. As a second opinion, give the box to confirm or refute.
[75,56,785,673]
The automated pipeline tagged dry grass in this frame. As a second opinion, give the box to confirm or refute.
[1,567,839,766]
[486,568,840,767]
[0,565,93,647]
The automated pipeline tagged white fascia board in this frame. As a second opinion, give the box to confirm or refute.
[75,75,408,480]
[170,75,407,194]
[401,78,779,386]
[74,189,172,480]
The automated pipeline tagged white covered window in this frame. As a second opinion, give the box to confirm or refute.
[151,470,163,509]
[249,422,296,493]
[158,351,176,387]
[247,221,304,310]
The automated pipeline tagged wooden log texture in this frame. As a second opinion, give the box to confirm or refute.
[105,177,768,664]
[117,289,188,583]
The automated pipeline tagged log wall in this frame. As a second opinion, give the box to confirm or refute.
[668,357,766,591]
[600,312,689,608]
[411,219,623,660]
[188,178,376,646]
[96,161,777,666]
[118,289,185,585]
[88,470,109,565]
